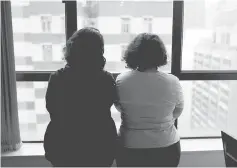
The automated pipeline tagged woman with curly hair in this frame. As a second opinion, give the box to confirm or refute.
[43,27,117,167]
[115,33,184,167]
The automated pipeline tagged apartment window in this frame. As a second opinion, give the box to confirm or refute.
[12,1,65,72]
[143,17,152,33]
[182,0,237,71]
[42,44,53,62]
[41,16,52,33]
[121,18,131,33]
[12,1,237,141]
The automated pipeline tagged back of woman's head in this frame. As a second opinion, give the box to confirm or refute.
[64,27,105,72]
[123,33,168,71]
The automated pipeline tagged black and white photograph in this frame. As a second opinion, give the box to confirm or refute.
[1,0,237,167]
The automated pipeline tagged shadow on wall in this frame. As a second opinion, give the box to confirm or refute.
[1,151,225,167]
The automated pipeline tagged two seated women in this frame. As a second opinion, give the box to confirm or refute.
[43,27,184,167]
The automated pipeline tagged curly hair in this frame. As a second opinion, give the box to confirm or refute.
[123,33,168,71]
[63,27,106,71]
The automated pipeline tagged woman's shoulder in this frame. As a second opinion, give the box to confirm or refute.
[100,70,115,83]
[158,71,178,81]
[49,67,70,82]
[51,68,113,79]
[116,71,134,82]
[157,72,181,89]
[50,68,63,77]
[101,70,113,77]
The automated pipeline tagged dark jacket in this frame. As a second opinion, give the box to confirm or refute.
[43,66,118,165]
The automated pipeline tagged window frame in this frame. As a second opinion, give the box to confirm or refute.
[41,43,53,62]
[121,16,131,34]
[143,16,153,33]
[40,15,52,33]
[14,1,237,142]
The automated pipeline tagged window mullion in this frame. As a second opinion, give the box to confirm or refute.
[171,0,184,78]
[63,0,77,40]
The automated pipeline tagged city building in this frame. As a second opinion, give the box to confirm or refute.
[191,0,237,133]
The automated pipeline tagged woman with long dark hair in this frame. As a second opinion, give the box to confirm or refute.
[43,27,117,167]
[115,33,184,167]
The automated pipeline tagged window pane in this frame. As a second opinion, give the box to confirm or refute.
[17,82,121,141]
[111,80,237,138]
[17,82,49,141]
[178,80,237,138]
[182,0,237,70]
[17,80,237,141]
[11,1,66,71]
[77,0,173,73]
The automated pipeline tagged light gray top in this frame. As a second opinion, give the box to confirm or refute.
[115,70,184,148]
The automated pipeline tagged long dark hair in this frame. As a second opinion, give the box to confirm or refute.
[63,27,106,72]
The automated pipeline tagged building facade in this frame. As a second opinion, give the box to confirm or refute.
[191,0,237,134]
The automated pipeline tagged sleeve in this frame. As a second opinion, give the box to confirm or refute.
[173,77,184,119]
[110,73,119,105]
[45,73,62,120]
[103,72,119,108]
[114,75,123,112]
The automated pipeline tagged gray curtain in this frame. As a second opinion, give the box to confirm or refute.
[1,1,22,152]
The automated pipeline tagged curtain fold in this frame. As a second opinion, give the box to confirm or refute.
[1,1,22,153]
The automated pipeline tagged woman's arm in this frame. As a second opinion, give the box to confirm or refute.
[173,103,184,119]
[114,88,123,112]
[173,77,184,119]
[114,75,123,112]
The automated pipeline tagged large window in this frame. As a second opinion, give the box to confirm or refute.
[77,0,173,73]
[17,80,237,141]
[17,82,49,141]
[11,0,66,71]
[13,0,237,141]
[178,81,237,137]
[178,0,237,137]
[182,0,237,71]
[17,81,121,141]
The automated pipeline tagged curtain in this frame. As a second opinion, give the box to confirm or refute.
[1,1,22,152]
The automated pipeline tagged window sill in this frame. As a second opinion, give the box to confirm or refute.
[2,139,223,157]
